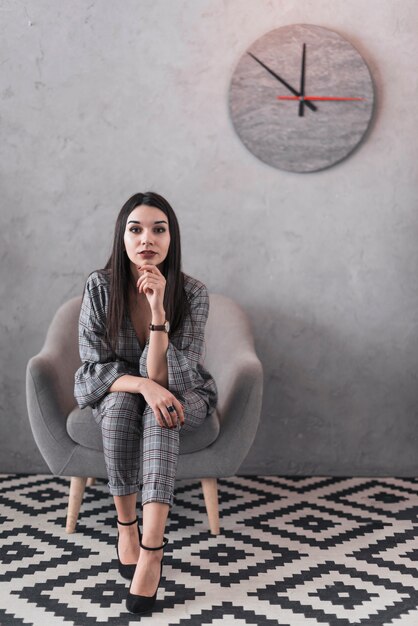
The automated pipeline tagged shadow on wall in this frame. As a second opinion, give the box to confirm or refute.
[242,305,416,476]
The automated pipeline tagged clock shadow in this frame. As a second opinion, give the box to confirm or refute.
[330,29,381,155]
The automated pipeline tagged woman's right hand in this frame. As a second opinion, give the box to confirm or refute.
[139,378,184,428]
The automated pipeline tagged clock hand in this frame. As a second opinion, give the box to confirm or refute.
[247,51,317,112]
[278,96,365,101]
[299,43,306,117]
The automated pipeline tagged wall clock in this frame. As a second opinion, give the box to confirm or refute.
[229,24,375,172]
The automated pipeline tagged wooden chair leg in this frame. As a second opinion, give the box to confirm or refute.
[201,477,220,535]
[66,476,87,534]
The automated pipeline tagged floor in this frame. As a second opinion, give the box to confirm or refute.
[0,473,417,625]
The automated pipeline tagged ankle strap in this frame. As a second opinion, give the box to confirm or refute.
[117,516,138,526]
[139,536,168,551]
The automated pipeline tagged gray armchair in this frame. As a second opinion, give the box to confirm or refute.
[26,293,263,535]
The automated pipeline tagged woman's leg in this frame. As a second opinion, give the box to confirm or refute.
[140,391,209,506]
[114,493,140,565]
[130,391,208,595]
[130,502,170,596]
[98,391,144,565]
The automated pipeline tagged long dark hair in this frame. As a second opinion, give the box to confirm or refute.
[103,191,192,351]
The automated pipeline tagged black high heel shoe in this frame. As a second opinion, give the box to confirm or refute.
[116,517,141,580]
[126,537,169,614]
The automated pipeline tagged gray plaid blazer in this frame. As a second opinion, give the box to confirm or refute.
[74,269,218,413]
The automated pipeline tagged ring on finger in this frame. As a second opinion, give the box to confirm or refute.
[167,405,176,413]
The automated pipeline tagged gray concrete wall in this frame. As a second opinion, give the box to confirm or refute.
[1,0,417,475]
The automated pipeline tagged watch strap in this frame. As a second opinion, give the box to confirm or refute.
[149,321,169,332]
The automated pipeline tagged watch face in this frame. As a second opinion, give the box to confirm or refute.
[229,24,375,172]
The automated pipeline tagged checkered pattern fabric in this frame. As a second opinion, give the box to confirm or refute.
[97,390,208,505]
[74,269,218,412]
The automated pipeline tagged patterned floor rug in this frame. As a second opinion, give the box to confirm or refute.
[0,474,417,626]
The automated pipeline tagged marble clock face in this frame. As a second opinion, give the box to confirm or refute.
[229,24,375,172]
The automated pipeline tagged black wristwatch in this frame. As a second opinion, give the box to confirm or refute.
[149,320,170,333]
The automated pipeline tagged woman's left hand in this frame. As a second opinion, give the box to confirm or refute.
[136,264,166,313]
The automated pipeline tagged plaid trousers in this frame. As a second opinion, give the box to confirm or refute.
[93,390,208,507]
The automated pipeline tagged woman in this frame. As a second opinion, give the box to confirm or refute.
[74,191,217,614]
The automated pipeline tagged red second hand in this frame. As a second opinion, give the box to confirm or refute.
[278,95,364,101]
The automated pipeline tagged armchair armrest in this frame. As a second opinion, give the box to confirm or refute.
[206,351,263,474]
[26,352,78,475]
[188,294,264,477]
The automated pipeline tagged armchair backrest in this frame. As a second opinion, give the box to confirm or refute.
[41,296,83,416]
[204,293,256,420]
[38,292,255,422]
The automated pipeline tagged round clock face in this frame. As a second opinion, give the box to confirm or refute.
[229,24,375,172]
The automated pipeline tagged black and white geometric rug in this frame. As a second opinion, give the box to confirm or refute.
[0,474,417,625]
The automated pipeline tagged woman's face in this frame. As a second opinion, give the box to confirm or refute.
[124,204,171,275]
